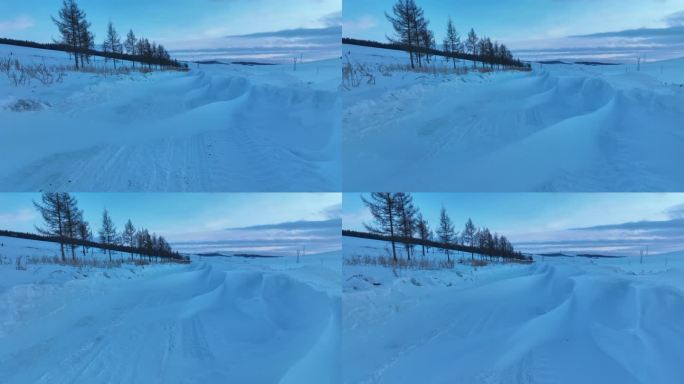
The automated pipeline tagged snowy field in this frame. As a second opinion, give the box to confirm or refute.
[0,44,341,191]
[343,44,684,191]
[0,236,341,383]
[342,236,684,384]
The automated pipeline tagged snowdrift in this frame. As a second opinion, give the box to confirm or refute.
[0,236,341,383]
[0,44,341,191]
[343,236,684,383]
[343,44,684,191]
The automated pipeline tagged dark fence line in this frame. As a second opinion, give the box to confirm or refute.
[0,229,188,263]
[0,37,187,69]
[342,229,530,261]
[342,37,528,69]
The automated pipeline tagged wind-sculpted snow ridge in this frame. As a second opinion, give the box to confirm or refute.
[343,237,684,384]
[343,44,684,191]
[0,237,341,383]
[0,44,341,191]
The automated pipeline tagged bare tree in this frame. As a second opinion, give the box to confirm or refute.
[416,213,432,257]
[122,219,136,260]
[34,193,67,261]
[444,17,462,69]
[62,194,83,261]
[395,193,417,260]
[466,28,479,68]
[436,207,456,262]
[124,29,137,67]
[52,0,92,69]
[103,21,122,68]
[462,218,477,260]
[99,209,117,262]
[386,0,425,69]
[77,220,92,257]
[362,193,399,261]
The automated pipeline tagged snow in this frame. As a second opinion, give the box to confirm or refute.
[0,236,341,383]
[0,44,341,191]
[342,236,684,384]
[343,44,684,191]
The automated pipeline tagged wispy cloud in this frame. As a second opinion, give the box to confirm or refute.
[0,208,36,227]
[172,24,341,63]
[516,204,684,255]
[343,15,378,36]
[0,16,35,34]
[571,218,684,232]
[228,218,341,231]
[666,203,684,219]
[321,203,341,220]
[514,10,684,62]
[226,25,341,39]
[665,10,684,27]
[172,218,341,256]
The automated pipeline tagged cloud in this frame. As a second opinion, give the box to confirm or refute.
[321,11,342,27]
[170,25,342,63]
[513,207,684,256]
[666,203,684,219]
[321,203,342,220]
[571,218,684,232]
[0,16,35,34]
[570,25,684,39]
[229,218,341,231]
[343,15,378,36]
[0,209,36,227]
[169,218,341,256]
[226,26,341,39]
[665,10,684,26]
[514,14,684,62]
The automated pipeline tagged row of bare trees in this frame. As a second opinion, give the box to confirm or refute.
[52,0,182,70]
[361,193,524,263]
[34,193,180,264]
[385,0,528,70]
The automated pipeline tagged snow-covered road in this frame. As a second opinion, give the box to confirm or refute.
[343,238,684,383]
[0,238,341,384]
[0,45,341,192]
[343,44,684,191]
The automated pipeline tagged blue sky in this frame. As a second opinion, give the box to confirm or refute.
[344,0,684,62]
[0,193,341,255]
[343,193,684,256]
[0,0,341,62]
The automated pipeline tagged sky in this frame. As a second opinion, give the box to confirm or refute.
[0,193,342,256]
[343,193,684,256]
[0,0,341,62]
[344,0,684,62]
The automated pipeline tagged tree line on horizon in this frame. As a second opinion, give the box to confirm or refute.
[32,192,184,264]
[50,0,184,70]
[383,0,529,70]
[361,193,527,263]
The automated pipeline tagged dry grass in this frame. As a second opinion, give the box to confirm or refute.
[1,55,187,88]
[344,253,456,270]
[342,53,532,89]
[468,259,489,267]
[382,63,469,76]
[0,56,65,86]
[26,255,124,269]
[343,54,376,89]
[15,256,27,270]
